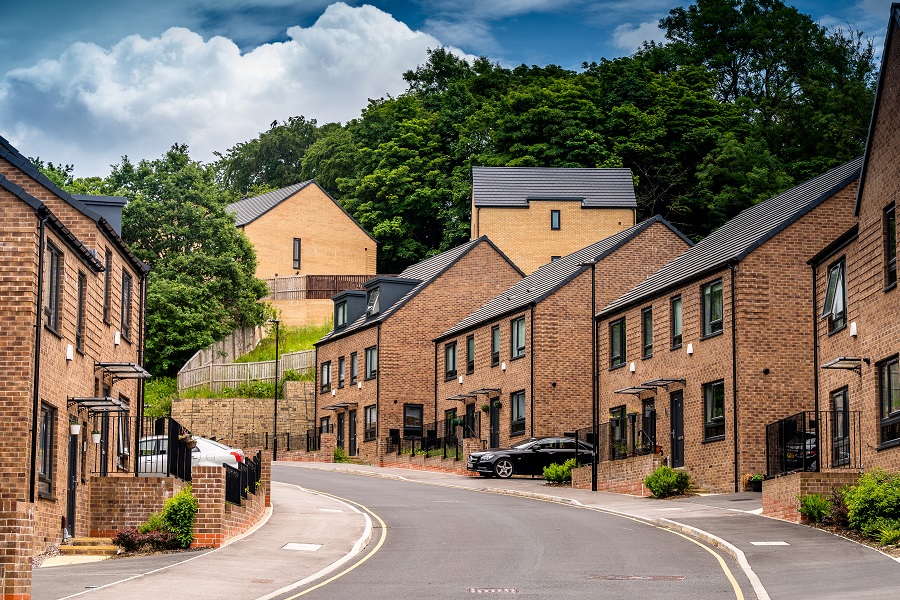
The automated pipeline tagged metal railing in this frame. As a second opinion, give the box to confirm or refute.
[385,413,480,459]
[133,417,194,480]
[225,450,263,505]
[263,274,373,300]
[766,410,862,478]
[573,418,657,463]
[177,349,314,392]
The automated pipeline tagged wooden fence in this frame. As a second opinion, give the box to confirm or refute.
[264,275,372,300]
[179,325,266,373]
[177,350,315,393]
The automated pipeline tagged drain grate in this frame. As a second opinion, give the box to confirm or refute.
[587,575,685,581]
[466,588,519,594]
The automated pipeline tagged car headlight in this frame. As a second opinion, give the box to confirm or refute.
[480,453,495,461]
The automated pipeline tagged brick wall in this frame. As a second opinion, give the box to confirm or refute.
[762,471,861,523]
[268,299,334,328]
[88,476,184,537]
[572,454,663,495]
[0,500,34,600]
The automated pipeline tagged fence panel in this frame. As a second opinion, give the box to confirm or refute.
[765,410,862,478]
[224,464,242,505]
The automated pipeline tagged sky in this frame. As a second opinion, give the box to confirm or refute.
[0,0,895,177]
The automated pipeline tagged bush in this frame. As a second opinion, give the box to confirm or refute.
[137,511,167,534]
[823,486,850,529]
[113,528,144,552]
[162,485,199,548]
[843,469,900,531]
[798,493,832,523]
[112,527,178,552]
[333,447,352,463]
[543,458,578,483]
[643,465,690,498]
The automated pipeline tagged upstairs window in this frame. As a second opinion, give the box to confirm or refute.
[293,238,301,270]
[366,288,380,316]
[350,352,358,384]
[365,346,378,379]
[121,271,133,341]
[822,259,847,333]
[511,317,525,359]
[445,342,457,380]
[670,295,682,349]
[641,307,653,358]
[609,318,625,369]
[335,301,347,328]
[703,380,725,440]
[550,210,561,230]
[885,204,896,289]
[45,241,63,333]
[76,271,87,352]
[103,248,112,324]
[338,356,346,388]
[701,280,723,337]
[466,335,475,374]
[491,325,500,365]
[320,361,331,393]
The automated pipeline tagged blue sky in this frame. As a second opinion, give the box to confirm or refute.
[0,1,894,176]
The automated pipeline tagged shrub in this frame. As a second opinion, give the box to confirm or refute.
[877,520,900,546]
[333,447,352,463]
[643,465,690,498]
[798,493,832,523]
[543,458,578,483]
[112,528,178,552]
[823,486,850,529]
[162,485,199,548]
[843,469,900,531]
[113,528,144,552]
[137,511,167,534]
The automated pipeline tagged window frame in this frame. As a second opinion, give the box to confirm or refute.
[510,317,526,359]
[293,237,301,270]
[365,346,378,380]
[38,403,55,498]
[121,270,133,342]
[338,356,346,388]
[445,341,458,380]
[45,241,63,333]
[350,352,358,384]
[610,405,627,459]
[641,306,653,358]
[335,301,347,329]
[76,271,87,353]
[879,356,900,446]
[703,380,726,441]
[116,405,131,471]
[511,390,526,437]
[403,403,424,438]
[822,259,847,334]
[670,295,682,349]
[701,279,723,338]
[490,325,500,366]
[103,248,112,324]
[320,416,331,434]
[609,317,626,369]
[320,361,332,393]
[466,335,475,374]
[550,210,561,231]
[885,204,896,290]
[364,405,377,441]
[366,288,380,316]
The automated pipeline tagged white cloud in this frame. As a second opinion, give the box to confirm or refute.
[0,2,462,177]
[613,20,667,53]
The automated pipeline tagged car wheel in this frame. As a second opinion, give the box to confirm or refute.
[494,458,514,479]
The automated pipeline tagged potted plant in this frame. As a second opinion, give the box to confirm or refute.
[748,473,764,492]
[69,419,81,436]
[481,404,490,413]
[492,399,502,409]
[91,429,102,444]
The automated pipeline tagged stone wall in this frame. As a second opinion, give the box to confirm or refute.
[762,471,861,523]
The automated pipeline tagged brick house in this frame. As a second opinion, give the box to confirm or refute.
[596,159,861,493]
[470,167,637,274]
[0,134,150,596]
[433,217,692,454]
[314,237,523,464]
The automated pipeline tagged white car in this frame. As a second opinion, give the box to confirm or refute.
[138,435,244,476]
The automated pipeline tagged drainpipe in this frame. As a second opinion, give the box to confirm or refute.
[811,263,820,470]
[30,213,49,503]
[530,304,535,437]
[376,323,381,458]
[730,263,739,492]
[134,273,147,476]
[433,340,438,431]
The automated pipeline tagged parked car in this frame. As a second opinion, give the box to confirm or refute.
[467,437,593,478]
[138,435,244,476]
[784,430,817,472]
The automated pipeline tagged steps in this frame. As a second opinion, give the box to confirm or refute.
[687,486,712,496]
[58,537,118,557]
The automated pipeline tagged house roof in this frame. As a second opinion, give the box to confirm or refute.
[437,216,691,341]
[0,133,149,274]
[856,4,900,216]
[316,236,523,345]
[471,166,637,209]
[599,157,863,318]
[227,181,377,242]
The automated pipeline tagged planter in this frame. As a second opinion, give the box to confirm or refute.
[69,422,81,436]
[750,479,762,492]
[91,432,102,444]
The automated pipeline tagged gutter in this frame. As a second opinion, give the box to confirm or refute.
[134,272,147,476]
[811,263,821,467]
[530,305,535,437]
[730,263,739,492]
[433,340,438,433]
[30,213,49,503]
[376,323,382,460]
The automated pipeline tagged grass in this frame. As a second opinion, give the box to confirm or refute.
[144,377,177,417]
[234,321,333,363]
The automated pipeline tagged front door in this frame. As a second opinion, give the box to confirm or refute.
[489,400,500,449]
[670,391,685,468]
[99,415,109,476]
[348,410,357,456]
[67,430,78,536]
[832,388,849,467]
[336,412,345,449]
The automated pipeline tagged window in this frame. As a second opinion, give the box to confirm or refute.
[511,317,525,359]
[671,295,682,349]
[403,404,423,438]
[445,342,457,379]
[338,356,346,388]
[366,288,380,315]
[116,407,131,471]
[293,238,301,270]
[38,403,55,497]
[701,280,723,337]
[641,307,653,358]
[466,335,475,374]
[703,380,725,440]
[365,346,377,379]
[76,271,87,352]
[642,399,656,449]
[335,301,347,328]
[550,255,561,262]
[610,406,626,458]
[45,241,62,332]
[320,416,331,434]
[445,408,458,437]
[550,210,560,230]
[121,271,133,341]
[885,204,896,289]
[511,390,526,436]
[103,248,112,324]
[350,352,358,384]
[364,405,377,441]
[609,318,625,368]
[831,387,849,467]
[822,260,847,333]
[491,325,500,365]
[879,357,900,445]
[320,361,331,393]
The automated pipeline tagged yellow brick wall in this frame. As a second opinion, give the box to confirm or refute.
[472,201,635,274]
[242,184,377,278]
[269,299,334,328]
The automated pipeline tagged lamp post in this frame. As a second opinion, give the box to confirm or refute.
[580,261,599,492]
[272,319,280,461]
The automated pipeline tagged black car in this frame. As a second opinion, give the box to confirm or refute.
[467,437,593,478]
[784,431,818,472]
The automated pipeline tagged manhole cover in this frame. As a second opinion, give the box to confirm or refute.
[587,575,685,581]
[466,588,519,593]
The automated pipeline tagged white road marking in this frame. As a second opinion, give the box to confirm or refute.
[282,543,323,551]
[317,508,343,512]
[750,541,790,546]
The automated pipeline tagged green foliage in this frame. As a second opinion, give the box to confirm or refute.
[876,521,900,546]
[137,511,168,534]
[748,473,764,482]
[162,485,199,548]
[823,486,850,529]
[643,465,691,498]
[144,377,177,417]
[234,322,333,363]
[844,469,900,531]
[798,493,833,523]
[333,447,352,463]
[543,458,578,483]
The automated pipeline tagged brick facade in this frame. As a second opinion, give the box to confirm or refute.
[762,471,861,523]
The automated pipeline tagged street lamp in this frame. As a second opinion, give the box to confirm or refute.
[579,261,599,492]
[271,319,280,461]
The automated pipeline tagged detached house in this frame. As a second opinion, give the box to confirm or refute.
[314,237,523,464]
[434,217,691,453]
[470,167,637,274]
[0,134,149,597]
[596,159,861,493]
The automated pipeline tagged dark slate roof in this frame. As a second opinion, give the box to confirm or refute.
[599,157,863,318]
[316,236,522,345]
[472,167,637,208]
[0,133,149,274]
[437,216,692,340]
[227,181,377,241]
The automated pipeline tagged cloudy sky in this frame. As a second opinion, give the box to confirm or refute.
[0,0,894,177]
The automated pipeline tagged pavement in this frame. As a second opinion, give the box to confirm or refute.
[33,462,900,600]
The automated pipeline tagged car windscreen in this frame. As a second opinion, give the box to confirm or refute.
[510,439,539,449]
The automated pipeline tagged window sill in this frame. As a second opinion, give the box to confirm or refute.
[363,437,376,443]
[827,323,847,337]
[365,375,377,381]
[44,324,62,339]
[510,431,526,438]
[609,363,626,372]
[670,343,682,351]
[876,438,900,451]
[350,380,358,386]
[510,354,525,362]
[491,362,500,368]
[884,281,896,293]
[338,384,344,389]
[702,435,725,444]
[320,389,331,395]
[445,373,457,381]
[642,353,653,360]
[38,491,57,501]
[700,330,723,341]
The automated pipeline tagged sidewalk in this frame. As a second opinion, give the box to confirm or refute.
[291,462,900,600]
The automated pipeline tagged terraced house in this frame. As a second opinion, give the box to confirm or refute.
[0,134,150,599]
[596,158,862,494]
[314,237,523,464]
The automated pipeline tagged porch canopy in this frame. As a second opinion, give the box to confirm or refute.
[94,362,152,383]
[320,402,358,411]
[67,395,130,415]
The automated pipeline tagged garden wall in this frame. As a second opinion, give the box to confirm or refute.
[572,454,663,495]
[762,471,861,523]
[89,476,185,537]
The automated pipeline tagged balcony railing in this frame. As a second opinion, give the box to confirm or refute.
[765,410,862,478]
[385,413,481,459]
[573,416,658,463]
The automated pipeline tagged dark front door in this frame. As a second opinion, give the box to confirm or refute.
[100,415,110,476]
[348,410,357,456]
[67,430,78,536]
[832,388,849,467]
[336,412,345,449]
[670,391,685,468]
[489,400,500,449]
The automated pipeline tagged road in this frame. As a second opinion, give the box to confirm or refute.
[272,465,754,599]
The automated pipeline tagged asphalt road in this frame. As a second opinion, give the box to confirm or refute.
[273,466,754,599]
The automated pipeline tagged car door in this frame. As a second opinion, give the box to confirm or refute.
[534,439,561,473]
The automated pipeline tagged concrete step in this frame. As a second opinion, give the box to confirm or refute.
[67,537,112,546]
[60,538,118,556]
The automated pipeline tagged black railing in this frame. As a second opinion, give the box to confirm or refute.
[244,432,296,452]
[225,450,263,506]
[132,416,194,481]
[306,429,321,452]
[766,410,862,478]
[224,464,241,505]
[386,414,478,460]
[573,418,657,463]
